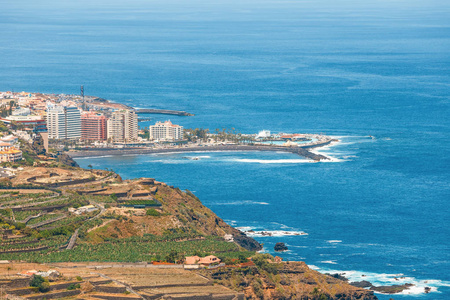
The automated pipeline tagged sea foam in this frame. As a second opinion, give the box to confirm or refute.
[238,229,308,237]
[232,158,314,164]
[213,200,269,206]
[316,267,450,296]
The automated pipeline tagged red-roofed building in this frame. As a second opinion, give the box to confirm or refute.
[185,255,221,266]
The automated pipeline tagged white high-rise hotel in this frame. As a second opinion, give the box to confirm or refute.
[149,120,183,141]
[107,110,138,142]
[47,106,81,140]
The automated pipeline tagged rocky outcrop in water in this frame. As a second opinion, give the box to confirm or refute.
[370,283,414,294]
[274,242,288,251]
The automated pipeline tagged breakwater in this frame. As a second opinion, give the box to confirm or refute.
[136,109,194,116]
[67,141,336,161]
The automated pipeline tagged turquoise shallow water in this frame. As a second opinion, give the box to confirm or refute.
[1,0,450,298]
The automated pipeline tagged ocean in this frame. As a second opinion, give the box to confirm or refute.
[1,0,449,298]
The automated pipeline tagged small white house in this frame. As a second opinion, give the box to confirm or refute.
[70,205,98,215]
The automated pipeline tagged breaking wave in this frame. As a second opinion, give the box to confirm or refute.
[316,267,450,296]
[231,158,314,164]
[212,200,270,206]
[238,228,308,237]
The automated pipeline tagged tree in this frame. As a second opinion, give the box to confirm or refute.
[146,208,160,217]
[31,134,46,155]
[165,250,182,263]
[9,101,14,115]
[30,274,50,292]
[30,274,45,287]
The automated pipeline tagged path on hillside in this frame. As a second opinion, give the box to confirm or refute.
[66,202,105,250]
[92,272,145,299]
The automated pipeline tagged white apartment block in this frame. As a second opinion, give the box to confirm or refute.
[46,106,81,139]
[107,110,138,142]
[149,120,183,141]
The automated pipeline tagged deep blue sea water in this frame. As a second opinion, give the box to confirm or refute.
[1,0,449,298]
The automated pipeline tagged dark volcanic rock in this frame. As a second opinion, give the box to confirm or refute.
[326,273,349,282]
[335,291,378,300]
[232,232,262,251]
[370,283,414,294]
[58,153,79,167]
[350,280,373,288]
[274,242,288,251]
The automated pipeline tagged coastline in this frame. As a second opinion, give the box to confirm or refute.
[67,140,337,161]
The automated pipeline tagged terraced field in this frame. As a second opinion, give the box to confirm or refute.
[0,167,260,265]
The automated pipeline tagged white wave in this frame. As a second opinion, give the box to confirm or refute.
[242,230,308,237]
[316,268,450,295]
[183,155,211,159]
[309,141,345,162]
[236,226,255,231]
[320,260,338,265]
[146,159,186,164]
[213,200,269,205]
[232,158,314,164]
[329,135,370,139]
[327,240,342,243]
[154,150,250,156]
[270,222,295,230]
[286,245,308,249]
[76,155,113,159]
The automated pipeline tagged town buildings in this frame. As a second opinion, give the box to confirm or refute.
[11,107,31,116]
[149,120,183,141]
[0,115,47,132]
[0,92,144,149]
[0,136,22,162]
[81,112,107,141]
[47,106,81,140]
[107,110,138,142]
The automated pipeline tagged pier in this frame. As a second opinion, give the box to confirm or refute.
[135,109,194,116]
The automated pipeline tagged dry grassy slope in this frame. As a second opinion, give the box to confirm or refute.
[85,182,262,251]
[204,261,378,300]
[155,185,262,251]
